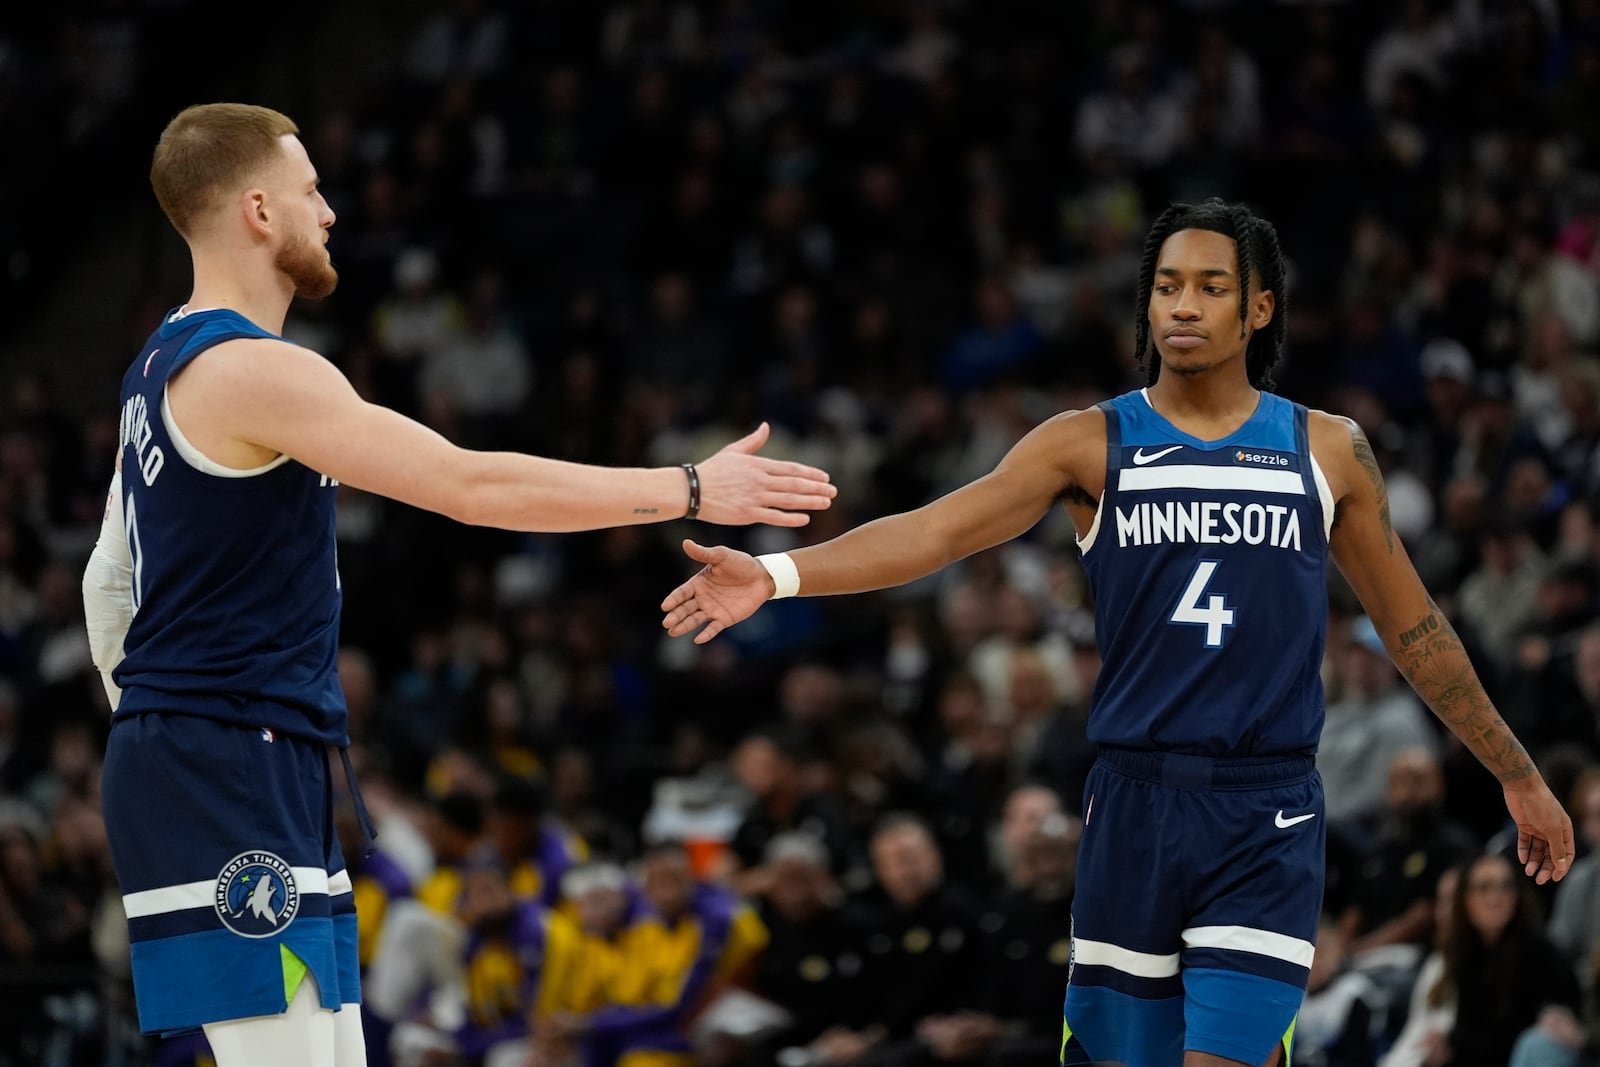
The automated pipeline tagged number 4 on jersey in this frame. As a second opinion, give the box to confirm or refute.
[1171,560,1234,647]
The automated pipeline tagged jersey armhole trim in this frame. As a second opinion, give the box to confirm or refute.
[1075,491,1106,554]
[161,386,291,478]
[1310,456,1335,542]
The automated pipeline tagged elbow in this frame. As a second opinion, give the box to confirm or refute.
[445,482,489,527]
[923,514,968,571]
[439,452,493,526]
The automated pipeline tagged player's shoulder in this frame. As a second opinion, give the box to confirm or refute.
[180,334,337,390]
[1305,408,1363,458]
[1034,405,1108,444]
[1304,408,1374,501]
[1008,407,1108,473]
[1304,407,1359,433]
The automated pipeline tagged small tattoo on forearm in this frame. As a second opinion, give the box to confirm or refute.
[633,507,659,515]
[1398,613,1440,648]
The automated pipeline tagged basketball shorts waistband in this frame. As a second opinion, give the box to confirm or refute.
[1095,746,1316,791]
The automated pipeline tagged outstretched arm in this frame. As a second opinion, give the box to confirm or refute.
[168,338,836,532]
[1315,412,1573,883]
[662,410,1097,643]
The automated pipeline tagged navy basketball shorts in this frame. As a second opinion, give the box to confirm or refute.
[1062,748,1323,1067]
[102,713,360,1035]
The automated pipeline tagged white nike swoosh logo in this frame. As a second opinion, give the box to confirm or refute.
[1274,811,1316,829]
[1131,445,1183,465]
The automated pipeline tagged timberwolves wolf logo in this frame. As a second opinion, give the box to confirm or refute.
[215,852,299,938]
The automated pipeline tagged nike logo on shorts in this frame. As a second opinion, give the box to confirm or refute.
[1131,445,1183,465]
[1274,810,1316,828]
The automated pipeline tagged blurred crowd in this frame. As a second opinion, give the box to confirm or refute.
[5,0,1600,1065]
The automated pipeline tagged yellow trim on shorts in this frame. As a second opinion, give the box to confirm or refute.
[1058,1010,1294,1064]
[281,944,309,1006]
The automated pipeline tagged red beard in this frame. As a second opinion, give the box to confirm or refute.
[275,231,338,300]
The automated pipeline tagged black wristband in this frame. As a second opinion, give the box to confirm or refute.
[682,463,701,520]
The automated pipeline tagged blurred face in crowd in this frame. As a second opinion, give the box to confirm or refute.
[1576,777,1600,850]
[1000,786,1063,879]
[872,822,942,908]
[459,865,516,933]
[1338,641,1396,700]
[938,676,986,739]
[489,808,537,864]
[552,749,596,816]
[50,724,98,791]
[573,884,630,938]
[0,827,40,895]
[1461,854,1518,942]
[995,586,1041,642]
[425,809,480,864]
[1386,749,1444,819]
[780,664,843,727]
[641,850,695,920]
[1575,628,1600,704]
[1022,818,1081,900]
[767,853,832,922]
[1007,653,1056,721]
[732,737,792,801]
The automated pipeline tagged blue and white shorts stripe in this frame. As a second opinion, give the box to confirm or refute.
[103,712,361,1035]
[1063,748,1322,1066]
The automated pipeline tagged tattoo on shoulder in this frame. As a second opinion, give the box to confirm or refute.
[1348,423,1394,553]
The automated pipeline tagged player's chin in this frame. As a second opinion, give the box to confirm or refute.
[1158,346,1222,376]
[297,266,339,301]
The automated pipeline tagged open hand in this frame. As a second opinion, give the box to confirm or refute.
[661,540,776,643]
[695,422,835,527]
[1504,776,1575,884]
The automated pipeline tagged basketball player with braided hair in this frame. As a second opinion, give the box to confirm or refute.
[660,198,1572,1067]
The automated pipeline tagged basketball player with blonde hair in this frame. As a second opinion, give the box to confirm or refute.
[81,102,836,1067]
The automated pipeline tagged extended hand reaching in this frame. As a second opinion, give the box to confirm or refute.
[660,540,776,643]
[694,423,835,527]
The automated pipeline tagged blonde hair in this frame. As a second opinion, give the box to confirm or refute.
[150,103,299,237]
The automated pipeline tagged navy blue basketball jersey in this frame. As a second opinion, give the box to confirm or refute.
[112,308,347,744]
[1077,390,1331,756]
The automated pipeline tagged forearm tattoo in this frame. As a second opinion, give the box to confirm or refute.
[1391,598,1536,783]
[1349,425,1394,553]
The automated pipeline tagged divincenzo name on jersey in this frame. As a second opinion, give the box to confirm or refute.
[120,393,166,487]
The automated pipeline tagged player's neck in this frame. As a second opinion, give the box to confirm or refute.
[1145,368,1260,435]
[185,247,293,335]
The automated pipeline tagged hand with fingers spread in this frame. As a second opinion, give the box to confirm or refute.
[661,540,776,644]
[1505,776,1576,884]
[693,422,836,527]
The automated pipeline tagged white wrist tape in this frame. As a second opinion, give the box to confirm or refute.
[756,552,800,599]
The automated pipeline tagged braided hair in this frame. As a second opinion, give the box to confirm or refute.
[1132,198,1288,390]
